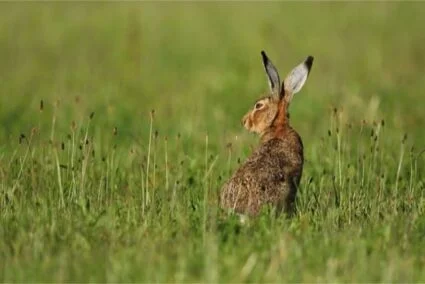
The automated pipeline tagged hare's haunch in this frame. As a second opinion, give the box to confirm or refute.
[220,51,314,216]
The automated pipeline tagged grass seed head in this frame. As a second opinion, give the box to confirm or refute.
[71,121,76,131]
[226,142,232,150]
[31,127,38,137]
[19,134,26,144]
[402,133,408,144]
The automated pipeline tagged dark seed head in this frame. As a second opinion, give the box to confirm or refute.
[19,134,26,144]
[402,133,408,144]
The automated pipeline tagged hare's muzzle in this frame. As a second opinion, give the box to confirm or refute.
[242,114,252,130]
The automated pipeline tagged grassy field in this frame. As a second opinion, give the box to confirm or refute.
[1,2,425,282]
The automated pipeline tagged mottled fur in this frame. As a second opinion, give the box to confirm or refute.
[220,51,313,216]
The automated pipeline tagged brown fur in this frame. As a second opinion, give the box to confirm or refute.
[220,96,303,216]
[220,53,312,216]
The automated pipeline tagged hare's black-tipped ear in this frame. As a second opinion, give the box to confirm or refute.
[284,55,314,103]
[261,51,281,98]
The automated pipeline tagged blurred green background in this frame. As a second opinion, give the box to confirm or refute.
[1,2,425,282]
[1,2,424,146]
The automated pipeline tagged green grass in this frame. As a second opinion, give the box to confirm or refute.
[1,2,425,282]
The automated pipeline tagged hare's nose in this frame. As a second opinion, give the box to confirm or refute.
[242,116,249,127]
[242,116,251,128]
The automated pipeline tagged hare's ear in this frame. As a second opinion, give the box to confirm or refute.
[261,51,281,98]
[284,56,314,103]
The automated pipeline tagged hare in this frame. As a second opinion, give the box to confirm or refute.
[220,51,314,216]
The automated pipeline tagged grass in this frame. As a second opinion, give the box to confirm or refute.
[1,2,425,282]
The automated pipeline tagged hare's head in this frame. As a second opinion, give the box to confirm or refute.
[242,51,314,135]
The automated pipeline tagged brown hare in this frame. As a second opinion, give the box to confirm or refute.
[220,51,314,216]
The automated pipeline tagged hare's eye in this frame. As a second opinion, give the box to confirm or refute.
[255,102,264,110]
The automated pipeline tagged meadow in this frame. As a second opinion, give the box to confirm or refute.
[0,2,424,282]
